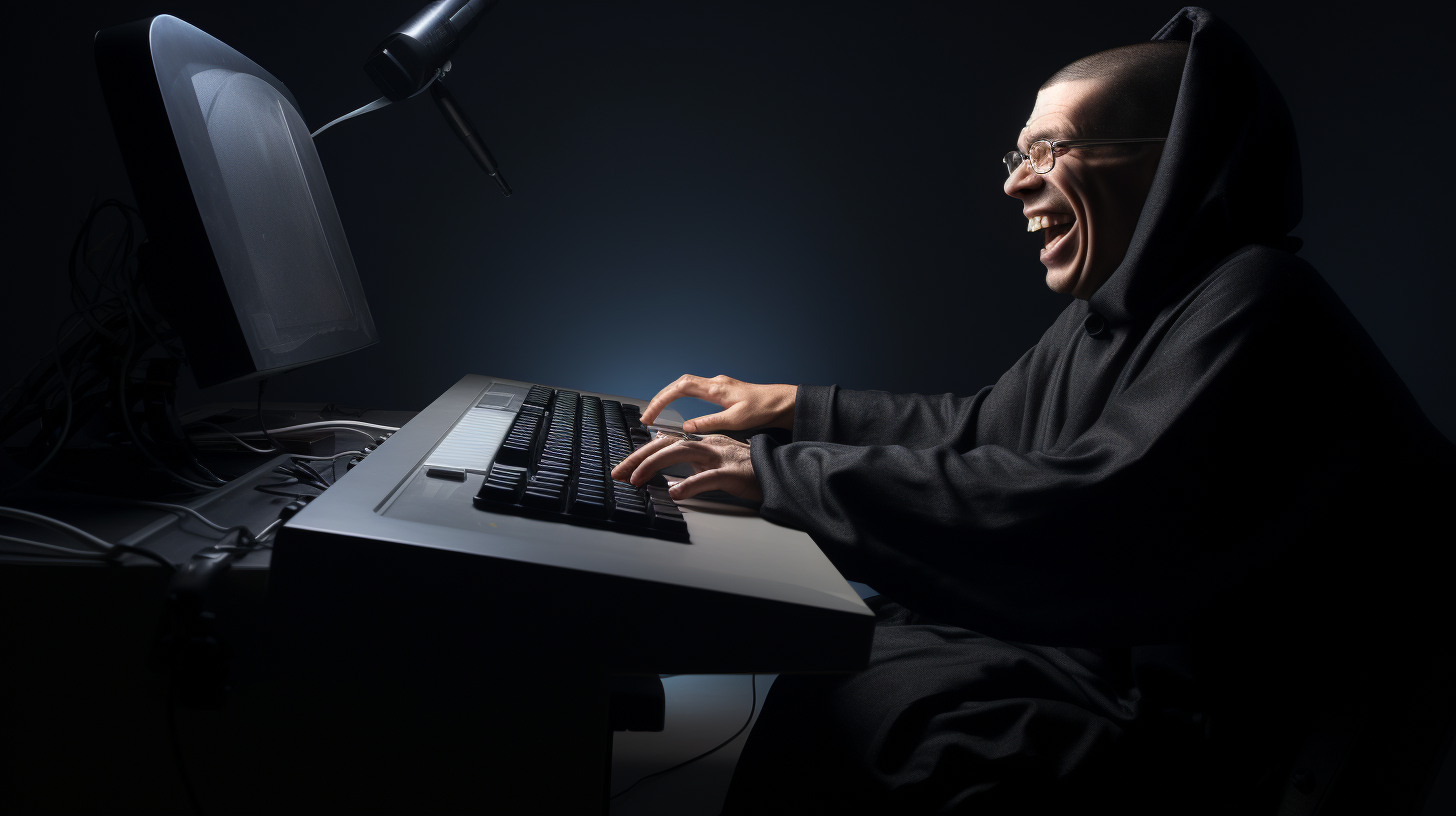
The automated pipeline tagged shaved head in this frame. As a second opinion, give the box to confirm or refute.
[1041,41,1189,139]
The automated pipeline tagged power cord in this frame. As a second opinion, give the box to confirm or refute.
[0,506,116,552]
[290,460,330,487]
[115,302,219,493]
[609,674,759,803]
[0,199,215,495]
[0,532,109,559]
[0,314,78,494]
[2,500,271,816]
[184,421,275,454]
[252,479,323,499]
[0,504,265,565]
[256,380,281,454]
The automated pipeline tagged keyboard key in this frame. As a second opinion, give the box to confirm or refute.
[470,385,690,540]
[610,504,651,527]
[521,488,564,512]
[569,495,609,518]
[477,482,520,504]
[532,475,568,491]
[652,513,687,536]
[489,464,527,483]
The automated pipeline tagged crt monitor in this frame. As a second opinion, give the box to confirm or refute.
[94,15,377,388]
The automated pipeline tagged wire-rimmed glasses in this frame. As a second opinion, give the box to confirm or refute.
[1003,138,1167,176]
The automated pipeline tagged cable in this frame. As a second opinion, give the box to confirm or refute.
[0,200,162,487]
[253,479,323,499]
[255,518,284,542]
[116,311,218,493]
[184,421,275,454]
[102,499,232,533]
[0,315,78,493]
[0,314,89,408]
[108,543,177,572]
[290,451,366,462]
[187,419,401,437]
[0,532,109,558]
[0,509,175,570]
[0,506,113,551]
[609,674,758,803]
[316,425,381,444]
[274,466,328,491]
[136,421,229,486]
[256,380,283,454]
[291,460,330,487]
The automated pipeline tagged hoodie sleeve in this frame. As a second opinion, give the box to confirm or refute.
[792,385,993,450]
[752,254,1349,647]
[792,318,1069,451]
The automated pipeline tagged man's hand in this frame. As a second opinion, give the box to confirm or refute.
[610,433,763,502]
[640,374,797,434]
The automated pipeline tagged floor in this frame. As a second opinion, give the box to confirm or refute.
[609,673,777,816]
[607,582,878,816]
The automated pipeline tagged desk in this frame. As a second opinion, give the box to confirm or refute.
[1,398,872,814]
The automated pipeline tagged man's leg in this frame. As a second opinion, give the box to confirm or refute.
[722,599,1140,814]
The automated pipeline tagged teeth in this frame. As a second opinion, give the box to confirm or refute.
[1026,215,1068,232]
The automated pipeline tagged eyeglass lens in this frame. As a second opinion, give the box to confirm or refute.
[1028,141,1052,172]
[1004,142,1055,176]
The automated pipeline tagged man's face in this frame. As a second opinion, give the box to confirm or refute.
[1004,79,1165,300]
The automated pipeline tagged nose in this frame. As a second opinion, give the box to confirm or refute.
[1003,159,1041,200]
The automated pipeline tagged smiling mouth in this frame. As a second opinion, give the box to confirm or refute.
[1041,222,1073,253]
[1027,214,1075,255]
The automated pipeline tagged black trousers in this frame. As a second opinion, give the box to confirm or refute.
[721,597,1196,815]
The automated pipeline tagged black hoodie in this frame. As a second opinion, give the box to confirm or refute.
[751,7,1454,652]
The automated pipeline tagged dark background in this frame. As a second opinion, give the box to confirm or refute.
[9,1,1455,441]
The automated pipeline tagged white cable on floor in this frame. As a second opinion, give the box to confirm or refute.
[609,674,759,803]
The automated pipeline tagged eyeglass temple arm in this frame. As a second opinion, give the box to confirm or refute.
[1053,137,1168,148]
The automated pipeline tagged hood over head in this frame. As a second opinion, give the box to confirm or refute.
[1089,7,1303,324]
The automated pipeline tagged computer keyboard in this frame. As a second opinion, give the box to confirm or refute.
[473,386,689,540]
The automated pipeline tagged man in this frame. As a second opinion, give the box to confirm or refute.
[613,7,1453,813]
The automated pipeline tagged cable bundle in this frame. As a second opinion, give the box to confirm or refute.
[0,200,217,494]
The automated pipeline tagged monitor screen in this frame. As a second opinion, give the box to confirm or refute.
[96,15,377,387]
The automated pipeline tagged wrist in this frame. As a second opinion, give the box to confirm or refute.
[773,385,798,429]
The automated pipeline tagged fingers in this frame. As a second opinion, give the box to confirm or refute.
[682,403,751,434]
[668,468,730,500]
[610,435,676,482]
[624,440,718,487]
[640,374,716,426]
[669,466,763,502]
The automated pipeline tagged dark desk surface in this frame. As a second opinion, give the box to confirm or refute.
[0,403,441,815]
